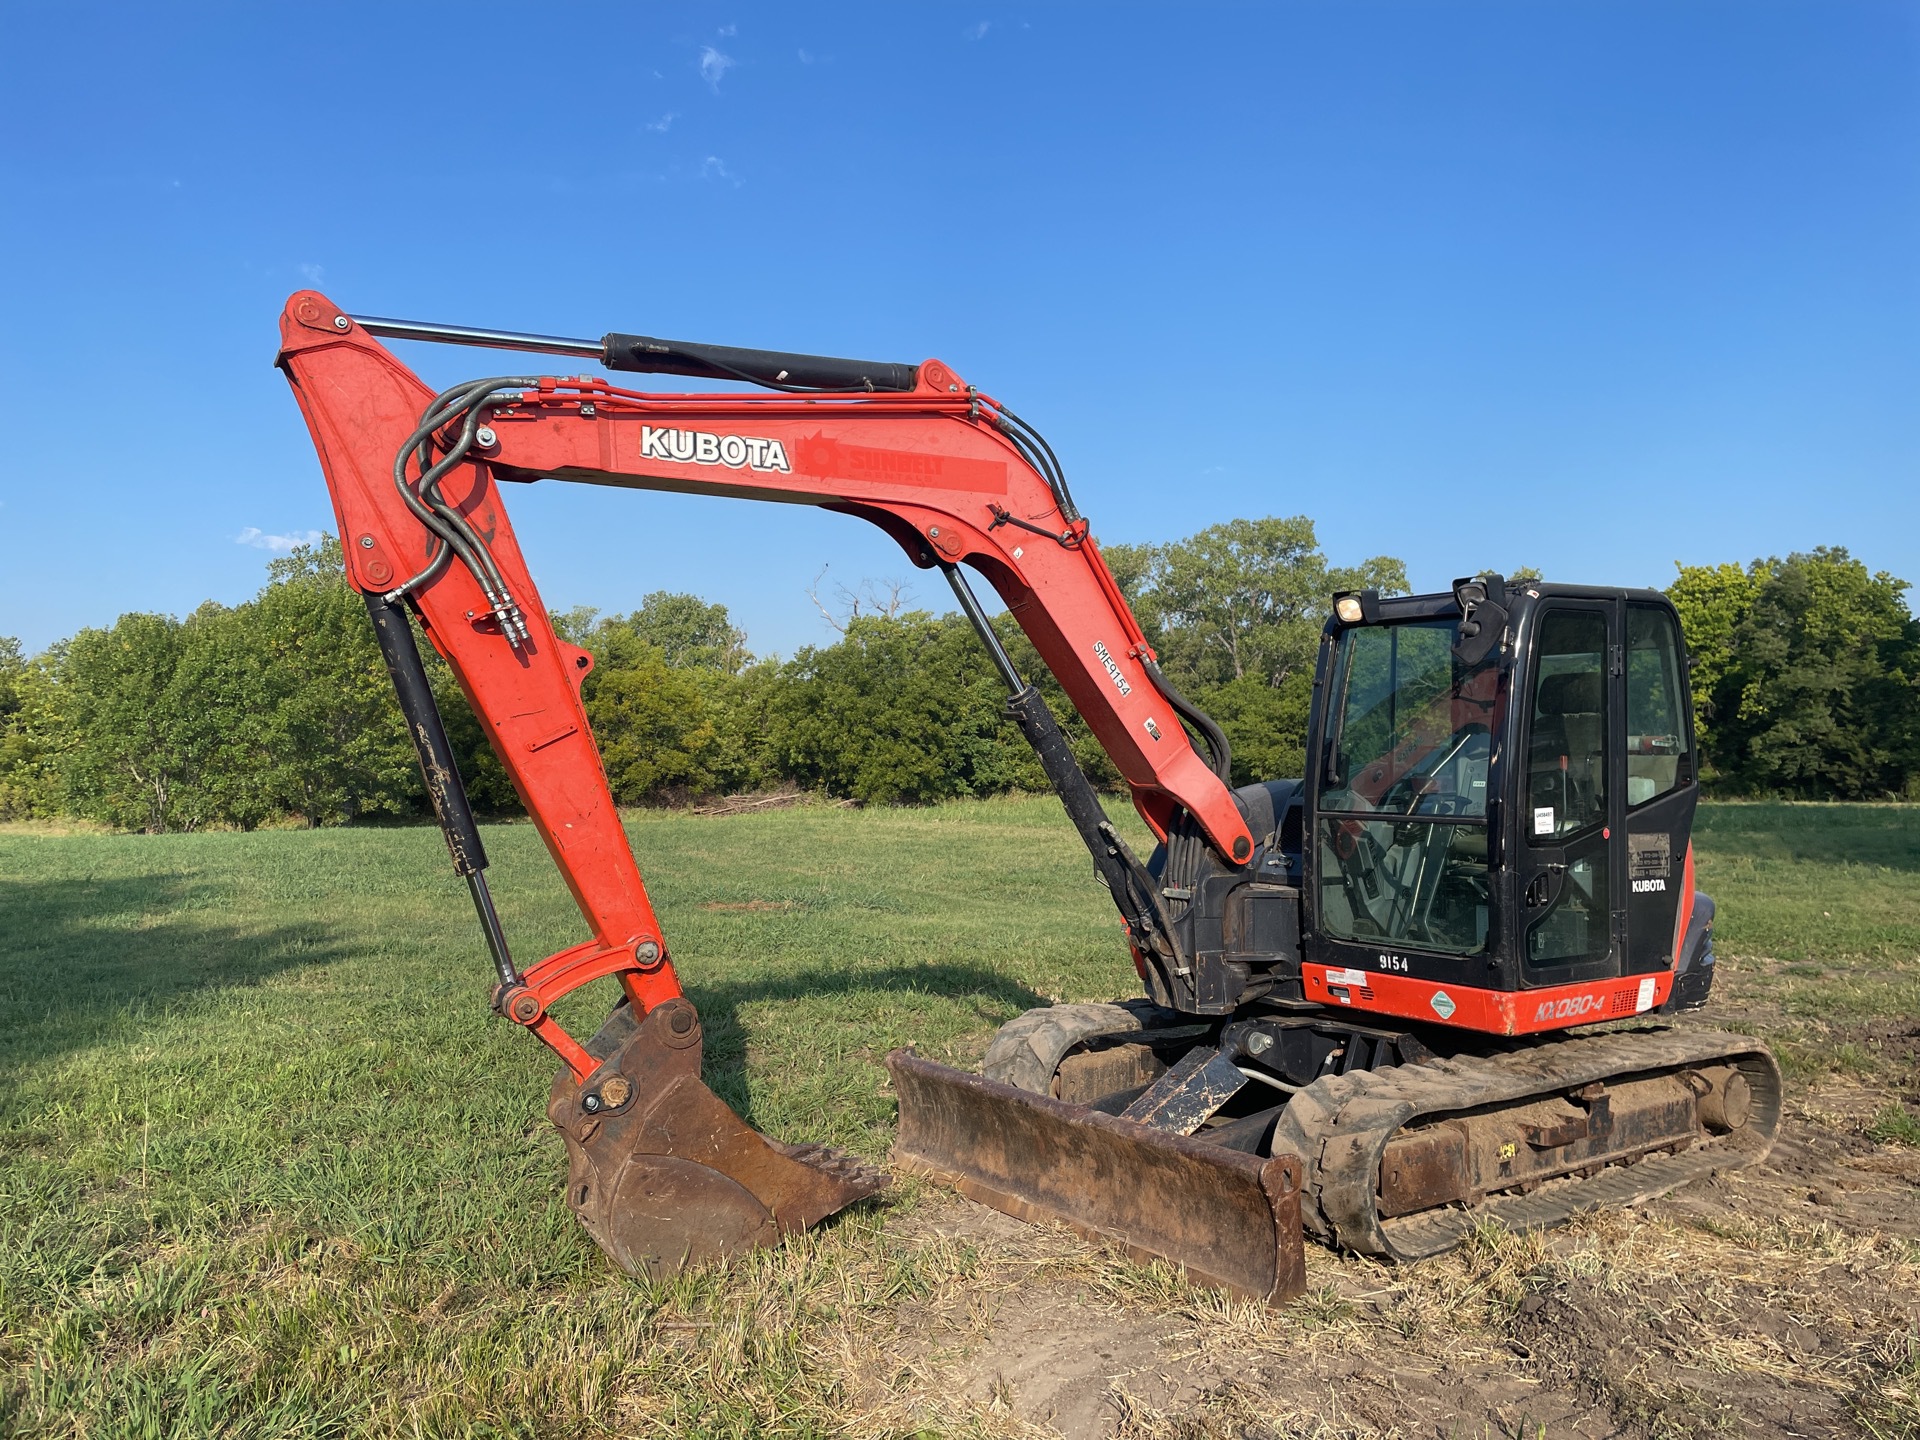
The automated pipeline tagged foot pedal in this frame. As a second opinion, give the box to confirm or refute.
[1119,1046,1248,1134]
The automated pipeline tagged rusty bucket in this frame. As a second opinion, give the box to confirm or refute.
[549,998,887,1278]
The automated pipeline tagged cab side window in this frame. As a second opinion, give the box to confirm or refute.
[1625,605,1692,807]
[1526,610,1607,840]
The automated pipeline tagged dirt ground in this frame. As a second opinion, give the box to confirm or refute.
[869,1014,1920,1440]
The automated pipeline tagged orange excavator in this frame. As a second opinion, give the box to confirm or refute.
[276,293,1779,1302]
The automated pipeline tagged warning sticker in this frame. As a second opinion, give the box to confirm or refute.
[1628,832,1672,881]
[1636,977,1657,1012]
[1430,990,1457,1020]
[1533,807,1555,835]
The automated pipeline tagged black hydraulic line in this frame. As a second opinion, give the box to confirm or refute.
[410,393,522,604]
[465,872,518,992]
[362,595,519,989]
[987,504,1081,549]
[350,312,919,393]
[940,564,1182,1000]
[387,378,539,643]
[940,561,1025,693]
[990,403,1079,522]
[599,332,917,392]
[388,380,512,599]
[1002,682,1182,1000]
[1139,657,1234,786]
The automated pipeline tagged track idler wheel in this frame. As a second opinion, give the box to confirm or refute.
[548,997,887,1278]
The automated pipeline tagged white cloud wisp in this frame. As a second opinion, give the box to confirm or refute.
[236,527,324,554]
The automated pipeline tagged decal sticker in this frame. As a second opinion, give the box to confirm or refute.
[1376,953,1409,973]
[1631,878,1667,893]
[1533,806,1555,835]
[1636,977,1657,1012]
[1528,990,1605,1029]
[1092,640,1133,697]
[1324,968,1370,986]
[1143,717,1162,740]
[1628,832,1672,880]
[641,426,792,473]
[1429,990,1456,1020]
[1534,994,1605,1022]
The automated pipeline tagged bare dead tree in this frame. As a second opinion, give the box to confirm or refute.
[805,565,914,635]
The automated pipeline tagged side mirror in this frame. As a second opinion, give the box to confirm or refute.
[1451,574,1509,667]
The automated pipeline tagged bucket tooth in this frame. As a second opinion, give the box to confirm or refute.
[887,1049,1306,1304]
[550,998,887,1278]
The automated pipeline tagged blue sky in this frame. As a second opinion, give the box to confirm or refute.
[3,3,1915,658]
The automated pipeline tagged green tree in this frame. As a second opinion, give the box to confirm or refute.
[552,594,756,804]
[1111,517,1406,689]
[57,611,200,831]
[1670,549,1919,798]
[165,601,280,829]
[586,645,723,802]
[1105,518,1405,785]
[247,538,421,826]
[767,613,1023,803]
[1716,549,1917,799]
[626,591,749,673]
[1667,561,1759,721]
[0,637,59,820]
[1196,672,1315,785]
[41,537,441,830]
[557,593,749,674]
[698,661,786,794]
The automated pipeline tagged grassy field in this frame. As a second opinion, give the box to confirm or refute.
[1,799,1916,1438]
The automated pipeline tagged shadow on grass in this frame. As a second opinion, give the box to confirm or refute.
[653,963,1050,1126]
[0,872,347,1077]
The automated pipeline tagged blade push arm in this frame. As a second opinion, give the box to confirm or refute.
[276,291,1253,1059]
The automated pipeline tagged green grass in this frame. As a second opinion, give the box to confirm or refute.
[1867,1103,1920,1147]
[1691,803,1920,1086]
[1,797,1915,1437]
[0,797,1142,1438]
[1694,803,1920,968]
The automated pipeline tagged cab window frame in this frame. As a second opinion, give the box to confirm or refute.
[1624,602,1694,810]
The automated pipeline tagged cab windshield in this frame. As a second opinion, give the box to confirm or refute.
[1317,619,1502,956]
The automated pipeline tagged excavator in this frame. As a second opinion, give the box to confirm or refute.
[275,292,1780,1303]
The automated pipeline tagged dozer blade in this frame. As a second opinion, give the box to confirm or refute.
[886,1050,1306,1304]
[549,997,887,1278]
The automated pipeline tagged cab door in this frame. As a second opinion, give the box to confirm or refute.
[1621,601,1698,973]
[1517,602,1622,986]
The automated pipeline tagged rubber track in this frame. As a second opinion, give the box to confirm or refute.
[984,1000,1199,1095]
[1268,1026,1782,1261]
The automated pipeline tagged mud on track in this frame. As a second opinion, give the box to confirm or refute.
[867,1013,1920,1439]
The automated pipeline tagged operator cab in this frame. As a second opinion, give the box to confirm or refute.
[1300,578,1704,1024]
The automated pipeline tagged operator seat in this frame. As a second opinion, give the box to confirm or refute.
[1529,670,1605,832]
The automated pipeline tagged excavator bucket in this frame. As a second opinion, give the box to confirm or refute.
[549,998,887,1278]
[886,1051,1306,1304]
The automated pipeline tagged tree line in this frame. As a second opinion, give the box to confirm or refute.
[1,523,1913,832]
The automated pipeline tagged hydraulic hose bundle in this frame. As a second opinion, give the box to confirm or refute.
[386,376,539,642]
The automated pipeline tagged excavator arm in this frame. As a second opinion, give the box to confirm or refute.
[277,292,1255,1039]
[274,292,1301,1290]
